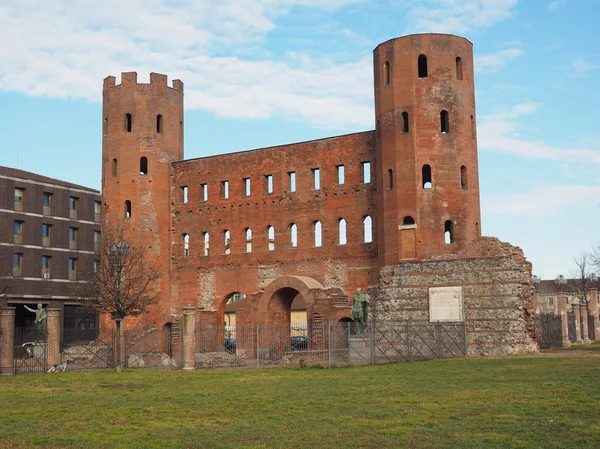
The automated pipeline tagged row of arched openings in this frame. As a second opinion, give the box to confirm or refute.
[111,157,150,177]
[382,55,463,84]
[181,217,374,257]
[379,110,475,137]
[122,113,163,133]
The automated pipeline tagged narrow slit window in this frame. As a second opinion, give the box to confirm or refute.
[401,112,409,133]
[444,220,454,244]
[422,165,432,189]
[471,115,475,139]
[245,228,252,253]
[376,120,381,140]
[112,158,118,178]
[290,223,298,248]
[265,175,273,194]
[460,165,468,190]
[183,234,189,257]
[140,157,148,175]
[402,216,415,225]
[418,54,428,78]
[203,232,210,256]
[288,172,296,193]
[384,61,390,85]
[156,114,163,133]
[182,186,188,204]
[363,216,373,243]
[244,178,251,196]
[338,218,347,245]
[388,169,394,190]
[125,113,132,133]
[337,165,345,185]
[314,221,322,247]
[125,200,132,218]
[267,226,275,251]
[441,110,449,133]
[201,183,208,201]
[224,230,231,255]
[312,168,320,190]
[456,57,463,80]
[362,162,371,183]
[221,181,229,199]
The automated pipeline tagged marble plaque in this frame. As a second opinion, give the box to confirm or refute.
[428,286,464,322]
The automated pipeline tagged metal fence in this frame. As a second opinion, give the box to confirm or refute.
[125,327,179,369]
[195,321,467,369]
[14,326,47,374]
[61,328,114,372]
[534,314,563,349]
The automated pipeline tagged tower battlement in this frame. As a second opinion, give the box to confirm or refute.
[103,72,183,92]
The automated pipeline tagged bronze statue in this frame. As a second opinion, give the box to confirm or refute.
[351,288,371,335]
[24,303,47,333]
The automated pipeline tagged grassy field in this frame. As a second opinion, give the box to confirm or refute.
[1,356,600,448]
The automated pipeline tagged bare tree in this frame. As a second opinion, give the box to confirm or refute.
[77,224,159,372]
[567,252,598,311]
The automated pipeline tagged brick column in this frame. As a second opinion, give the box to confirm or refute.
[573,302,583,343]
[46,308,61,367]
[182,307,196,370]
[580,304,591,344]
[557,297,571,348]
[589,289,599,340]
[0,308,16,375]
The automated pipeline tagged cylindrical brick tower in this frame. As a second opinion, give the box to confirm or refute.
[101,72,184,327]
[373,34,481,265]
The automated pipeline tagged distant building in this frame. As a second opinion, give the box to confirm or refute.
[535,279,600,315]
[0,166,101,333]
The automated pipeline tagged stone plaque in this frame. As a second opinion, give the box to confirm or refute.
[429,286,464,322]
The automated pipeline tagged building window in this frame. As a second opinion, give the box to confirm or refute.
[69,258,78,280]
[267,225,275,251]
[221,181,229,199]
[69,227,78,250]
[201,184,208,202]
[376,120,381,140]
[384,61,391,85]
[290,223,298,248]
[13,220,23,244]
[69,196,78,219]
[94,230,100,251]
[422,165,432,189]
[140,157,148,175]
[245,228,252,253]
[93,260,99,273]
[388,169,394,190]
[288,172,296,193]
[265,175,273,194]
[124,200,132,219]
[224,230,231,255]
[182,186,189,204]
[441,110,450,133]
[13,253,23,276]
[471,115,475,139]
[183,234,189,257]
[156,114,163,134]
[94,201,101,222]
[444,220,454,244]
[42,224,52,247]
[418,54,428,78]
[460,165,468,190]
[363,216,373,243]
[362,162,371,183]
[42,255,51,278]
[203,232,210,256]
[402,216,415,225]
[314,221,322,247]
[456,57,463,80]
[312,168,320,190]
[337,165,345,185]
[244,178,251,197]
[14,188,24,211]
[401,112,409,133]
[125,113,132,133]
[338,218,347,245]
[112,158,118,178]
[43,192,52,215]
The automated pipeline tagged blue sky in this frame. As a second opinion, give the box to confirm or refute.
[0,0,598,279]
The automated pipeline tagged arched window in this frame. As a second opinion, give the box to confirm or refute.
[183,234,189,257]
[103,117,108,135]
[476,222,480,236]
[376,119,381,141]
[112,158,118,178]
[471,115,475,138]
[267,226,275,251]
[401,112,409,133]
[441,110,449,133]
[384,61,390,85]
[245,228,252,253]
[456,57,463,80]
[418,54,428,78]
[124,200,131,219]
[363,216,373,243]
[140,157,148,175]
[314,221,322,247]
[156,114,163,134]
[402,216,415,225]
[125,113,132,133]
[460,165,468,190]
[338,218,347,245]
[422,165,432,189]
[203,232,210,256]
[444,220,454,244]
[224,230,231,255]
[388,169,394,190]
[290,223,298,247]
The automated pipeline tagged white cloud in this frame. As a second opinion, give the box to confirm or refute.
[406,0,518,34]
[548,0,566,10]
[478,103,600,164]
[484,184,600,218]
[568,58,599,78]
[475,48,523,73]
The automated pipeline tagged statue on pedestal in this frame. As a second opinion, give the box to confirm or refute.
[351,288,371,335]
[24,303,47,334]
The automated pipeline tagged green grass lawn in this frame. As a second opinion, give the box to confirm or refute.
[1,357,599,448]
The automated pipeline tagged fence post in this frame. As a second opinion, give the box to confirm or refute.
[558,297,571,348]
[0,307,16,375]
[580,305,591,344]
[182,306,196,370]
[46,308,61,368]
[406,320,411,361]
[588,289,599,341]
[256,323,260,369]
[463,321,468,356]
[328,322,332,368]
[435,321,442,359]
[369,321,375,365]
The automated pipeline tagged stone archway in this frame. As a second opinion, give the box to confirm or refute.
[258,276,324,326]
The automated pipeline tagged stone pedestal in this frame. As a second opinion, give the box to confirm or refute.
[580,305,591,344]
[46,308,61,367]
[0,308,16,375]
[348,337,372,366]
[557,297,571,348]
[182,307,196,370]
[573,303,583,343]
[589,289,599,341]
